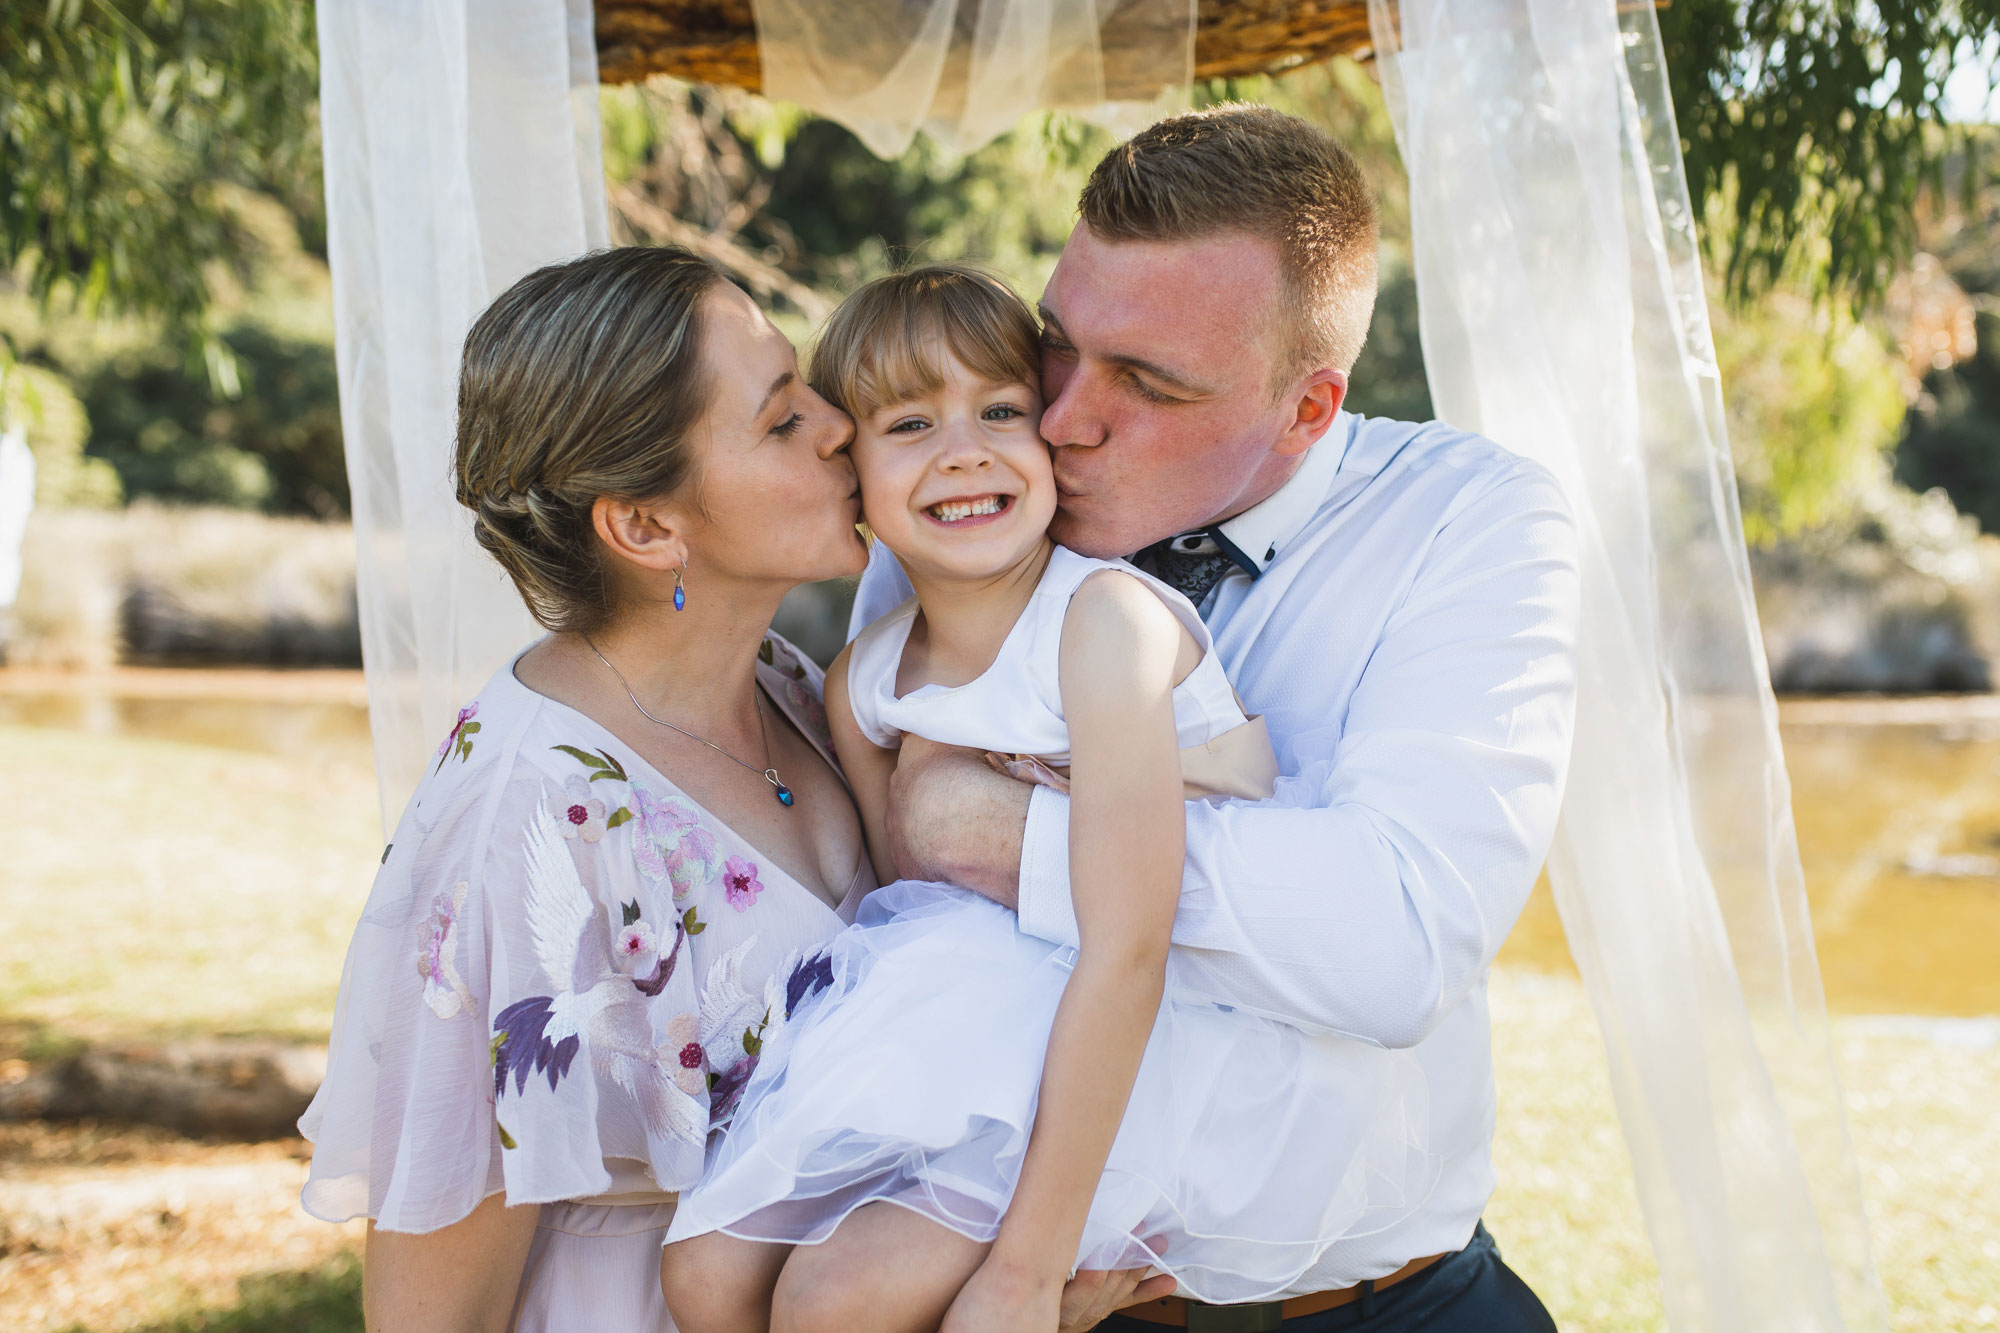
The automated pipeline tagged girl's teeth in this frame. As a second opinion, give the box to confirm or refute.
[931,496,1004,522]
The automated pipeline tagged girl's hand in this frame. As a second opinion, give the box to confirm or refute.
[940,1256,1063,1333]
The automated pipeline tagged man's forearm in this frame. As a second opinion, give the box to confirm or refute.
[1014,767,1560,1047]
[887,744,1518,1047]
[884,737,1031,898]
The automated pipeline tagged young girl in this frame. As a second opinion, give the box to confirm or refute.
[660,266,1431,1330]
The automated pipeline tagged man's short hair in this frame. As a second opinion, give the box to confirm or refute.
[1078,104,1380,386]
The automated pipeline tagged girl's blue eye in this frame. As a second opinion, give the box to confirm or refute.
[772,412,805,437]
[886,417,930,434]
[983,405,1024,422]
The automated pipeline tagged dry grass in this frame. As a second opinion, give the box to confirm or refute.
[0,710,1995,1331]
[1485,972,2000,1333]
[0,721,378,1045]
[0,1122,362,1333]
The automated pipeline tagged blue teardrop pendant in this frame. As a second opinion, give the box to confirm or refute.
[775,784,795,807]
[672,584,685,611]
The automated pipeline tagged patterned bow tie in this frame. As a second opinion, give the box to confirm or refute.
[1135,528,1257,605]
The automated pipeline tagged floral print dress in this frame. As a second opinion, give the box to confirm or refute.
[300,632,867,1331]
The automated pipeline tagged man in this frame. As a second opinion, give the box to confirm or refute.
[850,105,1580,1331]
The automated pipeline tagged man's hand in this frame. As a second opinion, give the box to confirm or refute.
[1058,1260,1179,1332]
[885,735,1034,903]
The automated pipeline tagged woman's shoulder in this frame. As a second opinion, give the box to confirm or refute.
[390,660,668,891]
[389,664,545,852]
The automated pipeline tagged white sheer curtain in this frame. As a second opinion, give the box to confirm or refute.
[318,0,608,827]
[1368,0,1884,1327]
[325,5,1886,1320]
[751,0,1195,157]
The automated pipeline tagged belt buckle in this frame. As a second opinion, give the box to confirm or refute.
[1186,1303,1285,1333]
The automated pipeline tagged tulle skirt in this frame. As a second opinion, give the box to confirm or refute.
[666,882,1438,1303]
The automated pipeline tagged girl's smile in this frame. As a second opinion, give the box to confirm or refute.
[851,351,1057,583]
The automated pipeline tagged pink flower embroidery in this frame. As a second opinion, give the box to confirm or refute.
[631,782,722,900]
[662,1012,706,1095]
[418,882,475,1020]
[722,856,764,912]
[435,703,481,770]
[547,776,608,843]
[614,920,658,972]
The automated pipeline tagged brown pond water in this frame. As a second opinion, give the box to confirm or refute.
[4,672,1994,1018]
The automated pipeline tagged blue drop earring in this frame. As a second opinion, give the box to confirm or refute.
[672,561,687,612]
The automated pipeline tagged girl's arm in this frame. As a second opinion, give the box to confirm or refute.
[825,644,902,885]
[945,571,1195,1330]
[363,1195,540,1332]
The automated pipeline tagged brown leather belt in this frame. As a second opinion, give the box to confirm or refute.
[1114,1252,1448,1330]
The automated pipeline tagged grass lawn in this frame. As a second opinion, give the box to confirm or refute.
[0,717,1994,1332]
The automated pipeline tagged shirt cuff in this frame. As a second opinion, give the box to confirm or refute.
[1016,783,1080,947]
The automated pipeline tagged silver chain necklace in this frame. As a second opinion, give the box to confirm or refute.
[585,638,795,808]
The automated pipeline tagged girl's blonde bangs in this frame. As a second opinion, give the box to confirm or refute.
[811,265,1041,418]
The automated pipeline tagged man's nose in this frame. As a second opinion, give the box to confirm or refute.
[1040,370,1105,450]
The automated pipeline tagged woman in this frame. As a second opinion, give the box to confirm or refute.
[298,245,875,1330]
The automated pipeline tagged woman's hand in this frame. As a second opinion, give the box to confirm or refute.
[940,1255,1063,1333]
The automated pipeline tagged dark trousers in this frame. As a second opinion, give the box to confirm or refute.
[1097,1224,1557,1333]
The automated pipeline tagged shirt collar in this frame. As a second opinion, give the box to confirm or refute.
[1213,411,1355,575]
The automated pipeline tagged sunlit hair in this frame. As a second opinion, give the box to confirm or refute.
[1079,103,1379,386]
[454,246,724,635]
[809,264,1041,420]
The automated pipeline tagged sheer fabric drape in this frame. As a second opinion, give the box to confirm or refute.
[325,4,1885,1322]
[318,0,608,826]
[750,0,1195,157]
[1367,0,1883,1327]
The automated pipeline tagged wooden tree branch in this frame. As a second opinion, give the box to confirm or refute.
[595,1,1378,90]
[609,179,832,322]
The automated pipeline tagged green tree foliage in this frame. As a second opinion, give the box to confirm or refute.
[1663,0,2000,307]
[0,0,320,382]
[5,3,1987,546]
[1886,132,2000,533]
[2,361,121,506]
[605,65,1435,423]
[1897,310,2000,532]
[76,322,345,516]
[1713,292,1908,545]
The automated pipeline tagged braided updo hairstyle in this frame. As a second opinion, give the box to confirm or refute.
[455,246,724,634]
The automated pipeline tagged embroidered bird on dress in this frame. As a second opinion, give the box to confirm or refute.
[491,799,705,1146]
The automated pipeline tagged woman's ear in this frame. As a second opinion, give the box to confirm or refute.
[1277,369,1349,458]
[591,494,689,575]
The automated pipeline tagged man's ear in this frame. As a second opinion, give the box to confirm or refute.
[1276,369,1348,458]
[591,494,689,575]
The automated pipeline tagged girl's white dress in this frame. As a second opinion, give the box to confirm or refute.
[300,633,868,1330]
[666,548,1437,1303]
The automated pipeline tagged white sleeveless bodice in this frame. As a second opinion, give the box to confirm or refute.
[846,545,1249,766]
